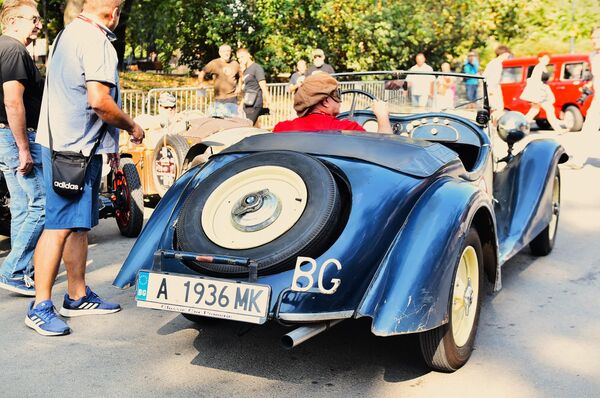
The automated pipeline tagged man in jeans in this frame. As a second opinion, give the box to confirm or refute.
[0,0,45,296]
[30,0,144,336]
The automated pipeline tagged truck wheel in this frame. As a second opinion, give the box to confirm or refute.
[563,105,584,132]
[419,228,483,372]
[530,168,560,256]
[113,157,144,237]
[152,134,190,196]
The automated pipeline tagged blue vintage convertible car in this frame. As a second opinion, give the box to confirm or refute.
[114,71,567,372]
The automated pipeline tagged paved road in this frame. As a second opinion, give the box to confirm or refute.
[1,131,599,398]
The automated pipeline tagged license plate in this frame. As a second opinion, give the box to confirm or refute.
[135,271,270,324]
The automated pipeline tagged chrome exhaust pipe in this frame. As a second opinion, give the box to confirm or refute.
[281,320,342,349]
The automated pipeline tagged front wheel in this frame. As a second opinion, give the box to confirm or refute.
[563,105,584,132]
[152,134,190,197]
[419,228,484,372]
[113,157,144,237]
[530,168,560,256]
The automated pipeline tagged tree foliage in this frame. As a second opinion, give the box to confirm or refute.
[5,0,598,78]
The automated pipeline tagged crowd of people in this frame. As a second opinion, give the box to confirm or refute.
[1,0,143,336]
[1,0,599,338]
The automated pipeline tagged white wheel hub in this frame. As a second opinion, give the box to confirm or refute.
[452,245,479,347]
[201,166,308,249]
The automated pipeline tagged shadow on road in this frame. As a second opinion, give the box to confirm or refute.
[157,315,430,384]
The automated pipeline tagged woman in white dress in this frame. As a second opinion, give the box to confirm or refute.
[520,52,567,133]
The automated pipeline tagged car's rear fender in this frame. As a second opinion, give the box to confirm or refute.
[356,178,496,336]
[493,139,567,263]
[112,155,246,288]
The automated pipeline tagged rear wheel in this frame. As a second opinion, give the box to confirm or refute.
[419,228,483,372]
[113,157,144,237]
[152,134,190,196]
[530,168,560,256]
[563,105,584,132]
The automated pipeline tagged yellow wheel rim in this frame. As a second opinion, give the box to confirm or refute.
[451,245,479,347]
[201,166,308,249]
[548,175,560,240]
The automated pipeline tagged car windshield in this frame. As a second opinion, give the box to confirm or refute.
[336,71,488,123]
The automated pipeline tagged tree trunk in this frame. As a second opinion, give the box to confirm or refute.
[63,0,84,25]
[113,0,133,69]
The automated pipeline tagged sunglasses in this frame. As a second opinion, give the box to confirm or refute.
[329,88,341,103]
[162,105,176,110]
[17,15,42,25]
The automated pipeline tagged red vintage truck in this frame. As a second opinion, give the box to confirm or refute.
[500,53,594,131]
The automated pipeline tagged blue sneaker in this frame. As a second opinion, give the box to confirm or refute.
[25,300,70,336]
[59,286,121,317]
[0,275,35,297]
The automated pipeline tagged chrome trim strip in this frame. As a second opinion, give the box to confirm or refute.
[278,310,354,322]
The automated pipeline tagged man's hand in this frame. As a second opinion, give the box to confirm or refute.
[17,148,34,175]
[129,123,145,145]
[107,152,120,172]
[372,100,389,119]
[372,100,393,134]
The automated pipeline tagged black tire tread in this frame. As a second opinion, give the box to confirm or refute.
[530,168,560,256]
[117,158,144,237]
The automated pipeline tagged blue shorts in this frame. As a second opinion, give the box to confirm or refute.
[41,146,102,231]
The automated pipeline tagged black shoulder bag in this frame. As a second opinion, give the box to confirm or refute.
[47,30,111,197]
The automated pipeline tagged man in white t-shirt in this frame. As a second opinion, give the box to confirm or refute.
[566,27,600,168]
[482,45,512,124]
[406,53,434,107]
[581,28,600,135]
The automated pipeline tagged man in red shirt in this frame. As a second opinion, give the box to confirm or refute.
[273,73,392,133]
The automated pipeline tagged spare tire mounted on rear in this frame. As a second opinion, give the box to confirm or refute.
[176,151,342,276]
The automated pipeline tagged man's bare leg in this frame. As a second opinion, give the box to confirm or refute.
[33,229,71,306]
[63,231,88,300]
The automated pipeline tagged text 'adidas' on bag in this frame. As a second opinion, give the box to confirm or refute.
[51,151,87,197]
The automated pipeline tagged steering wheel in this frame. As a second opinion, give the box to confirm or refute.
[340,89,377,120]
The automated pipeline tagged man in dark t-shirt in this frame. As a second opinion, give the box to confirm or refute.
[307,49,335,76]
[237,48,270,126]
[0,1,45,296]
[197,44,240,115]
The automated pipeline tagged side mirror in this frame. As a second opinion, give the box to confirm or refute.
[476,109,490,126]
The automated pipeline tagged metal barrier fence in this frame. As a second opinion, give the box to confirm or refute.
[121,80,391,129]
[120,79,479,129]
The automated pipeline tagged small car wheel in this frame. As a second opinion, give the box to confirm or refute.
[419,228,483,372]
[0,176,10,237]
[530,168,560,256]
[535,119,551,130]
[152,134,190,197]
[563,105,584,132]
[176,151,342,276]
[113,157,144,238]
